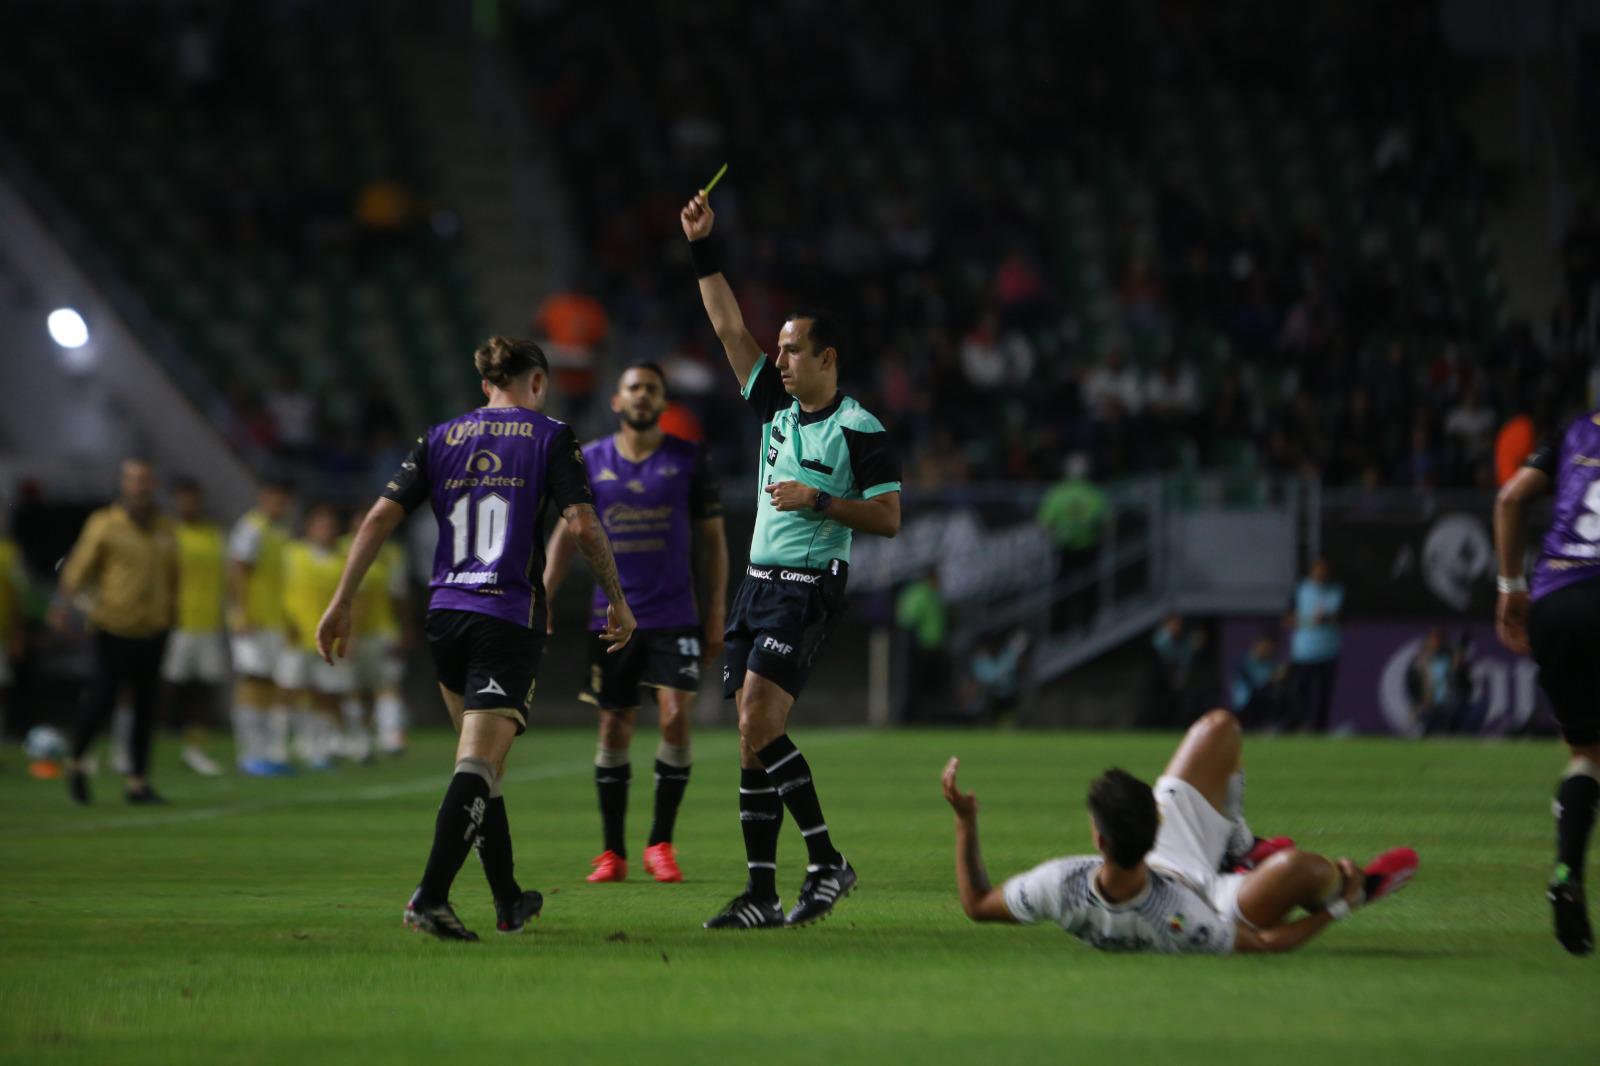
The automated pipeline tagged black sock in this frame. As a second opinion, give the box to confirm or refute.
[739,766,782,900]
[757,734,843,870]
[1555,772,1600,882]
[418,765,492,903]
[596,762,630,857]
[648,759,691,846]
[475,794,522,903]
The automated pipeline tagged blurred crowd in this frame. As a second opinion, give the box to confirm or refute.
[512,0,1599,491]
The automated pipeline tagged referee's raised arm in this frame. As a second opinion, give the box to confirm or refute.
[681,192,762,389]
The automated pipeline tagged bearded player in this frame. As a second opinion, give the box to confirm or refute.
[545,362,728,885]
[943,709,1418,953]
[317,337,635,940]
[1495,407,1600,955]
[682,190,901,929]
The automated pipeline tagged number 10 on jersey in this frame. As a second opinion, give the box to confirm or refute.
[447,493,509,566]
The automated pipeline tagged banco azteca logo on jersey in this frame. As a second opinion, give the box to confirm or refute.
[468,450,503,474]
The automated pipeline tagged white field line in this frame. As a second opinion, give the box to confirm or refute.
[0,731,864,837]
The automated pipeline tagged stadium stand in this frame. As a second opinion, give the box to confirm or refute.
[0,1,486,480]
[508,0,1594,491]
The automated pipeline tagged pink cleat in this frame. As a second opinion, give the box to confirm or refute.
[586,850,628,883]
[643,842,684,883]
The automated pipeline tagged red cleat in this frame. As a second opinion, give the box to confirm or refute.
[1361,847,1419,904]
[643,842,684,883]
[586,850,627,883]
[1234,835,1295,872]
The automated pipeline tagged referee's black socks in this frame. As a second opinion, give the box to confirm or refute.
[739,766,783,900]
[418,758,494,903]
[1554,759,1600,884]
[757,735,844,870]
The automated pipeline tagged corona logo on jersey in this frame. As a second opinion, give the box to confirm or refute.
[468,450,503,474]
[444,420,541,446]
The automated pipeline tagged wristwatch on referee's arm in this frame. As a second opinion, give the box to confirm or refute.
[811,490,832,514]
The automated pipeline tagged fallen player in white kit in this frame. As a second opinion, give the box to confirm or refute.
[942,709,1417,953]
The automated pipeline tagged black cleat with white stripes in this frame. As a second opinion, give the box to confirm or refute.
[404,889,479,941]
[785,861,856,927]
[703,892,785,930]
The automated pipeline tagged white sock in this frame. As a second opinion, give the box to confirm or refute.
[231,705,264,766]
[294,709,322,763]
[111,705,134,771]
[341,698,371,761]
[264,706,291,764]
[375,692,405,750]
[1225,771,1254,858]
[656,740,692,768]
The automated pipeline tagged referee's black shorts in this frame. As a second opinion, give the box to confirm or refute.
[1528,579,1600,747]
[722,561,848,701]
[424,608,543,734]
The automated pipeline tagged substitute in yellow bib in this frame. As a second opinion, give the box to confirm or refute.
[228,479,293,774]
[163,478,227,777]
[344,514,412,759]
[278,503,353,768]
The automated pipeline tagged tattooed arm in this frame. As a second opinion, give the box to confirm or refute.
[563,502,635,651]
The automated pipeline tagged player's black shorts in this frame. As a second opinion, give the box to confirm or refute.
[1528,579,1600,747]
[582,626,704,710]
[723,561,848,701]
[424,608,543,734]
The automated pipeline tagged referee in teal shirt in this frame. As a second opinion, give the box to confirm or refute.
[680,189,901,931]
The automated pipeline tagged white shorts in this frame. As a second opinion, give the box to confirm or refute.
[1147,775,1248,925]
[162,630,228,685]
[351,634,404,690]
[274,649,354,695]
[232,630,285,680]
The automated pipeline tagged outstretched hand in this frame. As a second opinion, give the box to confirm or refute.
[942,757,979,821]
[681,192,715,241]
[315,601,352,665]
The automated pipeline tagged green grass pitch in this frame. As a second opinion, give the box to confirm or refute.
[1,728,1595,1064]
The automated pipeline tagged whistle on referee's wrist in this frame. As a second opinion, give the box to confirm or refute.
[1496,575,1528,594]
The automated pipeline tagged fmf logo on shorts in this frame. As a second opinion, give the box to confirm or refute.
[760,636,794,656]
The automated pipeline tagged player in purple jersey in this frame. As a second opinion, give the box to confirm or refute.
[316,337,636,941]
[545,363,729,885]
[1495,409,1600,955]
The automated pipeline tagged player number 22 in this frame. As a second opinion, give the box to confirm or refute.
[447,493,509,566]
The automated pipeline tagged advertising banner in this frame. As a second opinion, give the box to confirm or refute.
[1322,510,1498,619]
[1219,619,1557,737]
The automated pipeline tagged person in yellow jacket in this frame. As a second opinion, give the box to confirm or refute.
[228,479,293,775]
[343,513,412,759]
[52,457,178,805]
[277,503,353,768]
[162,479,228,777]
